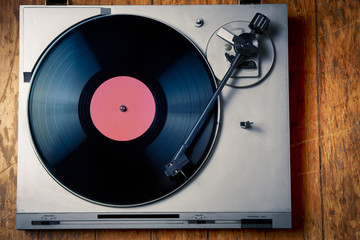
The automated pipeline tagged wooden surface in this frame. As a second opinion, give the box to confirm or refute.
[0,0,359,239]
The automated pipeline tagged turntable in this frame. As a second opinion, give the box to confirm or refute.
[17,4,290,229]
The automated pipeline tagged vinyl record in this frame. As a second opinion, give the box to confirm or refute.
[28,14,219,206]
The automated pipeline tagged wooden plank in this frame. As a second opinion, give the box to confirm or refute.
[317,0,360,38]
[153,0,207,5]
[152,229,207,240]
[265,229,303,240]
[291,141,322,240]
[317,0,360,135]
[317,0,360,236]
[96,0,152,5]
[39,230,95,240]
[208,229,265,240]
[207,0,239,4]
[320,127,360,239]
[96,229,151,240]
[71,0,99,4]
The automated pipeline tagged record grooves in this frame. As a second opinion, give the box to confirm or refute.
[28,15,219,206]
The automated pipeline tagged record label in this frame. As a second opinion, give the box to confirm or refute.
[90,76,156,141]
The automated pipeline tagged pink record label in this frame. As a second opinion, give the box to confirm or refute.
[90,76,156,141]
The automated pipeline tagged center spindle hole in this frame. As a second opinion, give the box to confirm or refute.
[120,105,127,112]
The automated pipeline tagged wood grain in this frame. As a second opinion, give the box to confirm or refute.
[320,126,360,239]
[317,0,360,38]
[96,0,152,5]
[71,0,100,5]
[152,229,208,240]
[96,229,150,239]
[208,229,265,240]
[0,0,359,239]
[39,230,95,240]
[317,1,360,238]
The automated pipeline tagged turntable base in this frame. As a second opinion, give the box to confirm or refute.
[17,4,290,229]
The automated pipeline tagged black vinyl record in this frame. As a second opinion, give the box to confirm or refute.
[28,14,219,206]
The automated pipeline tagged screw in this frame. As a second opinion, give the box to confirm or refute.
[225,44,232,51]
[194,18,204,27]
